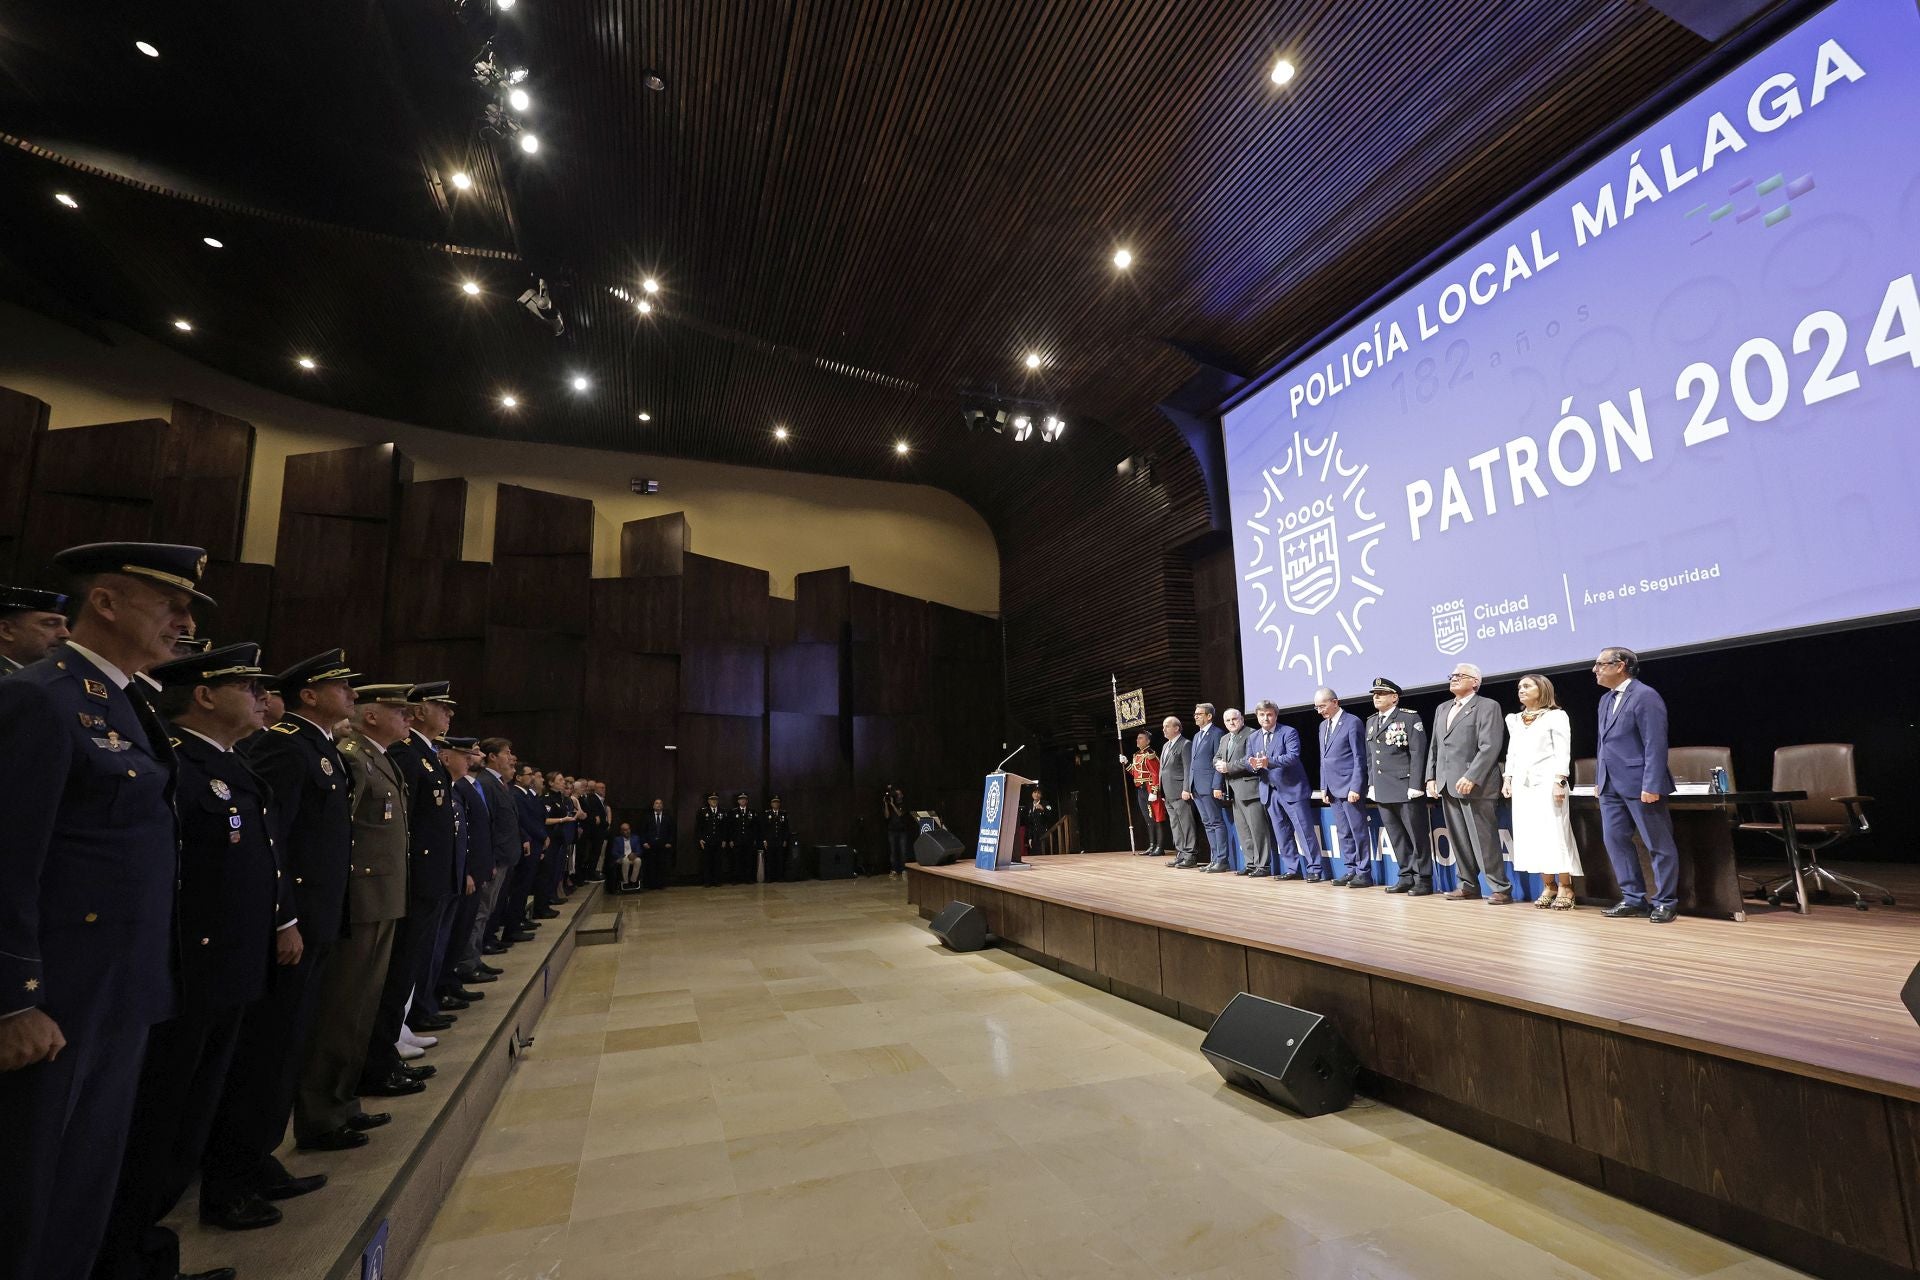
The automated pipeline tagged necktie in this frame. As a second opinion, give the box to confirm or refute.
[125,683,170,764]
[1448,700,1463,731]
[471,779,489,813]
[1610,689,1623,721]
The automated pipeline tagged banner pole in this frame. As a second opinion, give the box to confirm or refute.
[1113,674,1136,854]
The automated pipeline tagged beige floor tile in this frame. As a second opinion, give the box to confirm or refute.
[427,1163,578,1242]
[858,1099,1020,1167]
[582,1096,726,1159]
[707,1052,829,1097]
[831,1065,968,1119]
[604,1020,703,1053]
[734,1167,924,1268]
[407,1220,569,1279]
[717,1082,855,1140]
[570,1139,736,1220]
[562,1192,751,1278]
[753,1230,951,1280]
[725,1120,885,1193]
[491,1082,595,1127]
[465,1114,591,1178]
[815,1041,931,1083]
[890,1145,1086,1231]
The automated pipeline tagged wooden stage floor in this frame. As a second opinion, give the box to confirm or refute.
[911,852,1920,1102]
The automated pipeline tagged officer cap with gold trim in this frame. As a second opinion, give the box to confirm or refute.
[409,681,458,707]
[271,648,361,693]
[436,734,479,751]
[0,584,69,617]
[150,641,266,689]
[52,542,216,605]
[353,682,413,705]
[1369,676,1403,696]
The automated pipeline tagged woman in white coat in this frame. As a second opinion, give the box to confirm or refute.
[1501,673,1582,909]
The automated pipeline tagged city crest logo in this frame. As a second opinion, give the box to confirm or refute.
[1431,600,1469,656]
[1243,430,1386,688]
[984,777,1002,824]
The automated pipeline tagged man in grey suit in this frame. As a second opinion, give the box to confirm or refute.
[1212,707,1275,875]
[463,737,524,968]
[1158,715,1197,867]
[1425,663,1510,903]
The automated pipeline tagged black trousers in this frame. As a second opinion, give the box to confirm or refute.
[643,842,674,888]
[442,884,485,984]
[702,840,728,885]
[1378,799,1433,885]
[93,1002,247,1280]
[200,934,334,1206]
[364,897,448,1080]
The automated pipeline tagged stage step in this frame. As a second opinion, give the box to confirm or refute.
[577,909,623,945]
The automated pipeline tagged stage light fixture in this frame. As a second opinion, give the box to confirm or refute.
[496,0,516,10]
[774,426,790,441]
[54,193,78,209]
[507,66,530,84]
[630,477,661,494]
[637,412,651,421]
[136,41,159,58]
[508,87,531,112]
[894,441,910,456]
[637,299,653,314]
[297,356,317,370]
[517,280,563,334]
[1011,414,1033,442]
[1113,248,1133,269]
[173,318,193,332]
[644,72,666,91]
[203,236,224,249]
[641,277,660,294]
[1042,414,1066,442]
[518,132,540,154]
[500,393,519,408]
[1270,57,1296,86]
[570,374,590,392]
[1024,351,1042,370]
[461,280,481,296]
[450,171,473,191]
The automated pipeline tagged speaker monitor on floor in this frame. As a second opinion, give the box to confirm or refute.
[914,829,967,867]
[929,901,989,952]
[817,844,857,880]
[1903,961,1920,1027]
[1201,992,1358,1117]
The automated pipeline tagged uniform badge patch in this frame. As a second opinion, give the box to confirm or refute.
[320,757,335,776]
[229,816,243,829]
[77,712,107,730]
[83,679,110,700]
[93,731,131,752]
[210,779,233,800]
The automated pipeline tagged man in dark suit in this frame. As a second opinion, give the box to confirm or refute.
[1315,688,1373,887]
[1249,700,1322,879]
[443,738,499,994]
[0,584,70,675]
[1365,678,1433,895]
[1426,662,1510,904]
[1210,708,1273,876]
[501,767,548,938]
[640,798,675,889]
[1187,703,1229,870]
[95,642,281,1280]
[201,649,358,1229]
[1594,647,1681,924]
[580,780,610,888]
[1158,715,1197,867]
[0,542,207,1280]
[461,738,524,970]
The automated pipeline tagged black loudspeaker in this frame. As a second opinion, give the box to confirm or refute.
[1201,992,1358,1117]
[914,829,966,867]
[929,901,988,952]
[1902,962,1920,1027]
[817,844,856,880]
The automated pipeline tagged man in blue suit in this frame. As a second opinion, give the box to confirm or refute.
[1315,688,1373,887]
[1593,646,1680,924]
[1182,703,1228,870]
[1249,700,1324,880]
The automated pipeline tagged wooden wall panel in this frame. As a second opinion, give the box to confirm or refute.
[767,597,795,648]
[680,644,767,717]
[388,559,490,641]
[1093,916,1160,993]
[494,484,593,557]
[585,726,675,810]
[483,624,586,712]
[488,554,590,632]
[0,387,48,546]
[486,710,580,775]
[1158,932,1248,1020]
[201,561,274,651]
[1372,980,1572,1141]
[993,892,1043,949]
[768,713,843,791]
[387,640,488,716]
[1891,1100,1920,1269]
[33,418,166,500]
[281,443,408,518]
[619,512,690,577]
[269,595,384,672]
[584,650,677,720]
[770,643,842,716]
[590,577,681,654]
[794,567,850,643]
[1191,539,1244,706]
[673,712,766,859]
[273,513,391,601]
[269,444,406,672]
[22,494,153,572]
[1244,950,1379,1070]
[1042,903,1097,970]
[682,553,769,644]
[397,477,468,548]
[158,400,253,560]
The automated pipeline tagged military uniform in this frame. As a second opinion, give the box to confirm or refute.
[759,803,795,883]
[1365,677,1435,892]
[95,644,284,1280]
[201,650,358,1215]
[0,543,209,1280]
[371,714,461,1077]
[0,584,71,677]
[696,802,726,885]
[727,799,756,882]
[299,705,412,1140]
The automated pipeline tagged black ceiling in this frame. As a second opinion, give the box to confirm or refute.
[0,0,1749,527]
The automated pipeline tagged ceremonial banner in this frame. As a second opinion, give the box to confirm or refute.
[1114,688,1147,731]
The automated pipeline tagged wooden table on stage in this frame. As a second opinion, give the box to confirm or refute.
[1570,789,1807,922]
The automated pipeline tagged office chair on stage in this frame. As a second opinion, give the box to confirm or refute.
[1739,743,1886,910]
[1668,746,1734,789]
[1573,757,1595,788]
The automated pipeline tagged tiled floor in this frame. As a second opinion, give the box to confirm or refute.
[406,878,1808,1280]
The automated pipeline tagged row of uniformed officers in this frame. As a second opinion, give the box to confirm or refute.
[0,544,590,1280]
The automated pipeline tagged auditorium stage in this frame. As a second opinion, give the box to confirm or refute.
[907,853,1920,1280]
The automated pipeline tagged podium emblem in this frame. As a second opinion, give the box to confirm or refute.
[1432,602,1469,656]
[984,776,1003,824]
[1278,504,1340,616]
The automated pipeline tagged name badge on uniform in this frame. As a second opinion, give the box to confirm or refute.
[83,679,110,700]
[210,779,233,801]
[229,815,243,829]
[320,757,335,776]
[92,731,131,752]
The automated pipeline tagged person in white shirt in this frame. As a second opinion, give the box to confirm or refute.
[1501,674,1582,909]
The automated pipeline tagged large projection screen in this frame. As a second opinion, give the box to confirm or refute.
[1220,0,1920,709]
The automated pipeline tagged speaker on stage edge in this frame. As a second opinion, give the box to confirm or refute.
[914,829,967,867]
[929,901,989,952]
[816,844,857,880]
[1201,991,1358,1117]
[1902,961,1920,1028]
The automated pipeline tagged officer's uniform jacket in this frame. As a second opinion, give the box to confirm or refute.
[242,713,352,941]
[337,730,410,925]
[695,805,727,847]
[759,809,794,850]
[1365,706,1432,802]
[171,730,285,1011]
[388,730,460,902]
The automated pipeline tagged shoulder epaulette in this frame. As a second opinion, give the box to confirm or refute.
[270,723,300,734]
[168,736,182,748]
[339,738,360,753]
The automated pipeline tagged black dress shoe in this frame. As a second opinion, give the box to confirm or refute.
[359,1072,428,1098]
[1345,878,1374,888]
[474,961,504,975]
[258,1171,327,1200]
[397,1062,437,1081]
[459,970,499,984]
[1384,880,1414,894]
[1329,874,1352,887]
[1603,901,1650,918]
[509,929,538,942]
[413,1012,456,1031]
[200,1194,283,1231]
[532,908,560,920]
[1272,872,1303,881]
[439,996,471,1011]
[481,940,511,955]
[448,986,485,1001]
[1407,884,1433,897]
[297,1127,370,1152]
[1649,905,1679,924]
[1202,865,1234,873]
[346,1111,391,1131]
[183,1267,238,1280]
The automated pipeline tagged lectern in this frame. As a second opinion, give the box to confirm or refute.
[973,771,1036,870]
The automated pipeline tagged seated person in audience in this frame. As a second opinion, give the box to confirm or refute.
[610,821,643,891]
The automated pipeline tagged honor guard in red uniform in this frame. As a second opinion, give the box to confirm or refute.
[1126,728,1166,855]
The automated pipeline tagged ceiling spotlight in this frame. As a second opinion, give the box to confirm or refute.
[500,394,519,409]
[496,0,516,10]
[517,279,563,334]
[172,319,193,332]
[135,41,159,58]
[202,236,224,249]
[641,277,660,294]
[518,132,540,154]
[1042,414,1067,442]
[1023,351,1042,370]
[637,299,653,315]
[461,280,481,296]
[774,426,790,442]
[1112,248,1133,269]
[1270,57,1297,86]
[894,441,910,456]
[450,170,473,191]
[296,356,317,370]
[1011,414,1034,442]
[637,412,651,422]
[54,192,78,209]
[644,72,666,91]
[507,66,530,85]
[570,374,590,392]
[507,87,531,112]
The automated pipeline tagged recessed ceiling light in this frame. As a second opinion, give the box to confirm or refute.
[1270,57,1296,86]
[500,394,519,408]
[135,41,159,58]
[1024,352,1042,370]
[894,440,910,455]
[461,280,481,296]
[644,72,666,92]
[296,356,317,370]
[54,192,78,209]
[637,299,652,315]
[496,0,516,10]
[173,319,193,332]
[637,412,651,422]
[450,171,473,191]
[641,277,660,294]
[774,426,790,441]
[518,133,540,154]
[1112,248,1133,269]
[508,88,531,112]
[571,374,590,392]
[203,236,224,249]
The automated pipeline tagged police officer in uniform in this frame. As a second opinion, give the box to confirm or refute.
[0,584,71,674]
[297,684,421,1147]
[199,649,358,1229]
[696,792,727,886]
[94,643,284,1280]
[728,791,757,882]
[1366,677,1435,895]
[759,795,795,883]
[0,542,208,1280]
